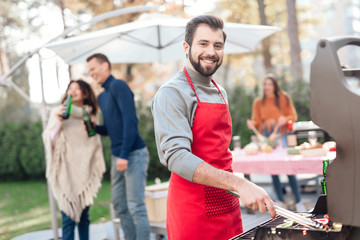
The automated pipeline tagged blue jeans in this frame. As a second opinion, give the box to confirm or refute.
[61,206,90,240]
[262,127,302,203]
[111,147,150,240]
[272,175,301,203]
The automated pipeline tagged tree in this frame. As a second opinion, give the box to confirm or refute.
[215,0,264,86]
[0,1,22,76]
[0,0,35,124]
[286,0,303,80]
[257,0,273,73]
[62,0,154,82]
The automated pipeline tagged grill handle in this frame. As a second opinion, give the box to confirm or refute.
[319,36,360,52]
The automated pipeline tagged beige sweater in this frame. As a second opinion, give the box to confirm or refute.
[42,105,105,222]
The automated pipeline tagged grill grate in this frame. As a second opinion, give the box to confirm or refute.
[230,196,354,239]
[230,216,286,240]
[230,214,344,240]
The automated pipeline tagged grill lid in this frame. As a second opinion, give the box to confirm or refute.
[310,36,360,227]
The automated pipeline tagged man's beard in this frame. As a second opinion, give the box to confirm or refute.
[189,47,222,77]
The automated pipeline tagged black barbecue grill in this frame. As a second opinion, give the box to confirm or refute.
[230,36,360,239]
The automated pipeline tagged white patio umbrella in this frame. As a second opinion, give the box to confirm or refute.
[46,13,280,64]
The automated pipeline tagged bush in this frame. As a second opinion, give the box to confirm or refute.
[288,79,310,121]
[228,85,256,148]
[0,123,26,180]
[137,103,170,182]
[19,122,46,179]
[100,136,112,180]
[277,74,311,121]
[0,82,310,181]
[99,103,171,182]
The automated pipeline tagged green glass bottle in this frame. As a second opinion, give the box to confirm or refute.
[321,160,330,195]
[82,107,96,137]
[61,95,72,119]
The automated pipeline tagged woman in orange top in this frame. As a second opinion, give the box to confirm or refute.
[247,75,306,211]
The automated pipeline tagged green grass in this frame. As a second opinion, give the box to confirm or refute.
[0,179,166,240]
[0,181,112,240]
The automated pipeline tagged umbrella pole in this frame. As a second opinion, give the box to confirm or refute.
[38,54,59,240]
[46,181,59,240]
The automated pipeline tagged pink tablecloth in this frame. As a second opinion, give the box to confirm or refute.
[232,149,334,175]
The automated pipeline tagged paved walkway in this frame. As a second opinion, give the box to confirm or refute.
[12,212,272,240]
[12,174,320,240]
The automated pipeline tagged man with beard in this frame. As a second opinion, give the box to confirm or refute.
[152,15,276,240]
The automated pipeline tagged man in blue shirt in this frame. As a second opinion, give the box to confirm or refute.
[87,53,150,240]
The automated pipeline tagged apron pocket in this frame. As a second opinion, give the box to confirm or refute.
[204,186,240,218]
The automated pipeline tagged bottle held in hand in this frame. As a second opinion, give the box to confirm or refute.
[82,107,96,137]
[61,95,73,119]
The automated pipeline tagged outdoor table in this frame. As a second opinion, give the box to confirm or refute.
[232,148,336,175]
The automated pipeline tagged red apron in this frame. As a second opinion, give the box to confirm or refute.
[166,67,243,240]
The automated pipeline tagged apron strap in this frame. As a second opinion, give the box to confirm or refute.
[183,67,226,104]
[211,80,226,103]
[183,67,200,102]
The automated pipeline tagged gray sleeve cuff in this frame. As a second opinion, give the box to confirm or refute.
[167,149,204,182]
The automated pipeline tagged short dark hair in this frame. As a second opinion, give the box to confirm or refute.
[185,15,227,46]
[86,53,111,70]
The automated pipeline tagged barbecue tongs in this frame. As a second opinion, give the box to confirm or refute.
[226,190,329,231]
[274,204,329,231]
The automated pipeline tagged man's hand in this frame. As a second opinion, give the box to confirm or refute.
[235,178,276,218]
[116,158,128,172]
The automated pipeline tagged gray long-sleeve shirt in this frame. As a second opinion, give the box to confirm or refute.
[152,66,229,181]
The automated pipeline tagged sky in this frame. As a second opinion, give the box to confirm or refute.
[26,0,218,104]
